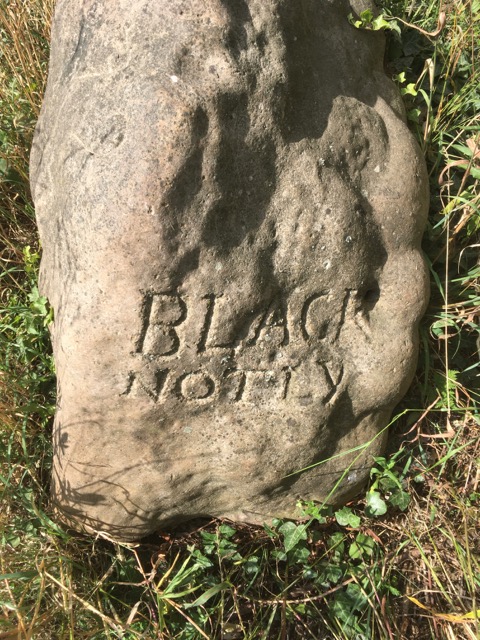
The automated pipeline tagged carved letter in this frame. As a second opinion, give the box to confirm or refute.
[247,299,289,348]
[301,292,329,341]
[319,361,344,404]
[123,369,170,402]
[178,370,215,400]
[137,292,187,356]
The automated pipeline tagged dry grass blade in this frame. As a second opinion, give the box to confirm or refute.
[0,0,53,115]
[43,570,129,636]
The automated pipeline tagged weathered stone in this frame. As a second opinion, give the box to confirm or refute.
[31,0,429,540]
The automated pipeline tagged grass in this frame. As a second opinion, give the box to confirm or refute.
[1,0,479,638]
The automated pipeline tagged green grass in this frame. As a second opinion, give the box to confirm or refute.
[1,0,479,638]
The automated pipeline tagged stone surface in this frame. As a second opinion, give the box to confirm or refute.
[31,0,429,540]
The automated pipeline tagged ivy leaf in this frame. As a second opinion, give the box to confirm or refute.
[407,108,421,123]
[335,507,361,528]
[390,489,411,511]
[244,557,260,575]
[319,563,344,586]
[218,524,236,539]
[359,9,374,24]
[349,533,376,559]
[372,15,391,30]
[401,83,418,96]
[365,490,387,517]
[290,545,311,565]
[278,521,308,553]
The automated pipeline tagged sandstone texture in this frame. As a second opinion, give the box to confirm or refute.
[31,0,429,539]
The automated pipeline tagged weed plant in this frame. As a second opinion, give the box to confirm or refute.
[1,0,479,638]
